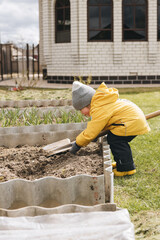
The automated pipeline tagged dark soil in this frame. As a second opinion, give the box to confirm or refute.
[0,143,103,182]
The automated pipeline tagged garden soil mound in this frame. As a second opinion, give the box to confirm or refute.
[0,143,103,182]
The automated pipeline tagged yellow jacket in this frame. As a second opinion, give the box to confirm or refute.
[76,83,150,147]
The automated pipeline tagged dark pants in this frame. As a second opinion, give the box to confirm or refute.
[107,131,136,172]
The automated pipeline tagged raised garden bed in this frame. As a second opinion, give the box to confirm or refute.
[0,141,113,213]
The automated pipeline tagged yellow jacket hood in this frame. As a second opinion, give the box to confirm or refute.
[91,82,119,108]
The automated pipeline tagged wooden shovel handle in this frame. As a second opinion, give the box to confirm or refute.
[96,110,160,139]
[145,110,160,120]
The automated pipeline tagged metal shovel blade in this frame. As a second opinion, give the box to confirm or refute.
[42,138,72,156]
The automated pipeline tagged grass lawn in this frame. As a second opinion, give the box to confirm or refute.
[114,90,160,239]
[0,86,159,239]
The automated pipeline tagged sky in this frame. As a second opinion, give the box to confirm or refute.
[0,0,39,46]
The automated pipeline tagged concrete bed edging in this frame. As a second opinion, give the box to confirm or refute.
[0,203,117,217]
[0,122,87,134]
[102,137,114,203]
[0,175,105,212]
[0,99,72,108]
[0,160,113,217]
[0,122,87,147]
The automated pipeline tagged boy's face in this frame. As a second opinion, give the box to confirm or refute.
[80,106,90,117]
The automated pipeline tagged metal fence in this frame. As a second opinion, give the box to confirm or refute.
[0,43,41,81]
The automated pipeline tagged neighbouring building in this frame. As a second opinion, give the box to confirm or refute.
[0,44,40,79]
[39,0,160,84]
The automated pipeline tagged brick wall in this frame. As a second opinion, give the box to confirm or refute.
[39,0,160,84]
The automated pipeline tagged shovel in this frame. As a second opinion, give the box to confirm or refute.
[43,138,73,156]
[43,110,160,156]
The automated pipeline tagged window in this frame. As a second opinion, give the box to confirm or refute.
[123,0,147,41]
[158,0,160,40]
[88,0,113,41]
[55,0,71,43]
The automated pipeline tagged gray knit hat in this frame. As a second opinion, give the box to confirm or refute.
[72,81,96,110]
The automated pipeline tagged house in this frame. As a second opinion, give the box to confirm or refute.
[39,0,160,85]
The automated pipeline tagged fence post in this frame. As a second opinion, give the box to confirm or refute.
[22,48,24,77]
[26,43,29,80]
[0,44,3,81]
[32,44,34,80]
[16,47,19,78]
[37,44,40,79]
[10,45,12,79]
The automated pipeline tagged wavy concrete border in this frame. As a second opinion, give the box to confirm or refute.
[0,122,87,147]
[102,137,114,203]
[0,175,105,211]
[0,122,87,134]
[0,203,117,217]
[0,99,72,108]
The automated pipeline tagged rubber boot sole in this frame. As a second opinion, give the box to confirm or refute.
[113,169,136,177]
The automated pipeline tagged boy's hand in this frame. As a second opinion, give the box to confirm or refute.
[69,142,81,154]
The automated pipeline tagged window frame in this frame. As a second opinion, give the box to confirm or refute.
[55,0,71,44]
[87,0,113,42]
[122,0,148,42]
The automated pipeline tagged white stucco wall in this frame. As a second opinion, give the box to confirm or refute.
[39,0,160,79]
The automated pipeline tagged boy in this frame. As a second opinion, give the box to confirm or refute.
[70,81,150,177]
